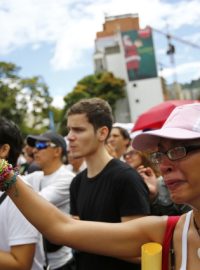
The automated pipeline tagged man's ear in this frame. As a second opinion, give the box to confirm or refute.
[54,146,63,159]
[0,144,10,159]
[97,126,109,142]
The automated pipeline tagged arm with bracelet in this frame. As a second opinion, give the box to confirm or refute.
[0,160,39,270]
[2,102,200,270]
[1,158,166,262]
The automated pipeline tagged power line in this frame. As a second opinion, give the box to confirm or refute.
[149,26,200,50]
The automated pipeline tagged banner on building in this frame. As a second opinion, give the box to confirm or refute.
[121,27,157,81]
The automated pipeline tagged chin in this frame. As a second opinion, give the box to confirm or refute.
[73,153,83,159]
[170,193,186,205]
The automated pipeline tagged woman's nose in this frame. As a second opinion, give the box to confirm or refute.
[159,157,174,174]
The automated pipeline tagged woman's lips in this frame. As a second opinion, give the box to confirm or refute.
[164,179,186,191]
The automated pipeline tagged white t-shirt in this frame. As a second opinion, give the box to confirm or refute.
[66,160,87,175]
[23,164,75,269]
[0,192,45,270]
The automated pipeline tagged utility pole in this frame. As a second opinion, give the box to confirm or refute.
[166,33,182,99]
[164,21,181,100]
[150,25,200,99]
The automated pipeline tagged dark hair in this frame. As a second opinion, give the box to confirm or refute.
[67,98,113,133]
[0,117,23,166]
[138,151,161,177]
[112,126,131,146]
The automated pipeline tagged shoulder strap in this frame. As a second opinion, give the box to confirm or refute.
[162,216,180,270]
[180,211,192,270]
[0,192,7,204]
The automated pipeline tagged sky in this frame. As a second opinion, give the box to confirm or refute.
[1,0,200,108]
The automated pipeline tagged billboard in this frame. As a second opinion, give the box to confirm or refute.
[121,27,157,81]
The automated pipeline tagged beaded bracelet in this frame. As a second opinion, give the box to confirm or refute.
[2,171,19,192]
[0,160,13,182]
[0,159,19,195]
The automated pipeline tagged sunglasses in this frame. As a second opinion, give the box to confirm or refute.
[35,141,57,150]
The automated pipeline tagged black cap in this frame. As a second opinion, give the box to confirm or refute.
[26,131,67,156]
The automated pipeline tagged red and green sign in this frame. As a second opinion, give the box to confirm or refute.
[122,27,157,81]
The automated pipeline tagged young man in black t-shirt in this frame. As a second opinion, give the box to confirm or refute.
[67,98,150,270]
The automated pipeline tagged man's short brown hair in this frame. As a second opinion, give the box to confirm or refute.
[67,98,113,133]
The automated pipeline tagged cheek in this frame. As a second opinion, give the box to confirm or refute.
[132,155,141,164]
[34,151,46,160]
[79,133,98,149]
[179,156,200,183]
[130,157,141,168]
[80,133,94,145]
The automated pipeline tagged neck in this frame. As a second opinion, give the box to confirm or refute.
[43,161,63,175]
[86,147,113,178]
[193,209,200,234]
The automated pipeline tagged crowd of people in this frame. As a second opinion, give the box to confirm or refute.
[0,98,199,270]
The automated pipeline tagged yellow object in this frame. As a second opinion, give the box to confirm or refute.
[141,242,162,270]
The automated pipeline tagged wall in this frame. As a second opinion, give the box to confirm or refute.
[126,77,164,122]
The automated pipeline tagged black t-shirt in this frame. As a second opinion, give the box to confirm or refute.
[70,159,150,270]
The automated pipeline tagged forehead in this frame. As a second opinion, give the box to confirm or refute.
[110,128,122,136]
[67,113,88,125]
[67,113,94,131]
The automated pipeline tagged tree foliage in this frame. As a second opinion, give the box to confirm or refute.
[64,72,125,110]
[0,61,53,136]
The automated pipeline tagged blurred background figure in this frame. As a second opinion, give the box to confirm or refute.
[66,150,86,175]
[106,126,131,160]
[0,117,45,270]
[23,131,75,270]
[19,143,41,175]
[123,145,190,215]
[123,145,156,170]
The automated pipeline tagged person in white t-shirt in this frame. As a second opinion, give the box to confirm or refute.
[0,117,44,270]
[24,131,75,270]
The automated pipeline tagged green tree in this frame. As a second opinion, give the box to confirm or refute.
[60,72,126,134]
[20,76,52,132]
[0,61,53,136]
[0,62,23,124]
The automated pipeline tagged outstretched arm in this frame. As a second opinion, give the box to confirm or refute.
[7,174,167,260]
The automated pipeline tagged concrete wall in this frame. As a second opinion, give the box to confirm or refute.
[126,77,164,122]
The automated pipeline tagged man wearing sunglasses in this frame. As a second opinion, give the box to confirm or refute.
[22,131,75,270]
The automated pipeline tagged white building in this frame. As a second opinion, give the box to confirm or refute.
[94,14,164,122]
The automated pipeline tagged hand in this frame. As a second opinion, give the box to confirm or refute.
[137,165,158,200]
[105,143,118,158]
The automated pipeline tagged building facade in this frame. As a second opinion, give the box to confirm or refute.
[94,14,164,123]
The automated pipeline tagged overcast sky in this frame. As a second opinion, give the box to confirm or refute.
[1,0,200,107]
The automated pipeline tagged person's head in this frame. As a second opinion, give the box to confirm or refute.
[123,146,147,168]
[67,98,113,133]
[132,103,200,206]
[26,131,67,170]
[0,117,23,166]
[123,145,160,176]
[107,126,130,158]
[22,143,35,164]
[67,98,113,159]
